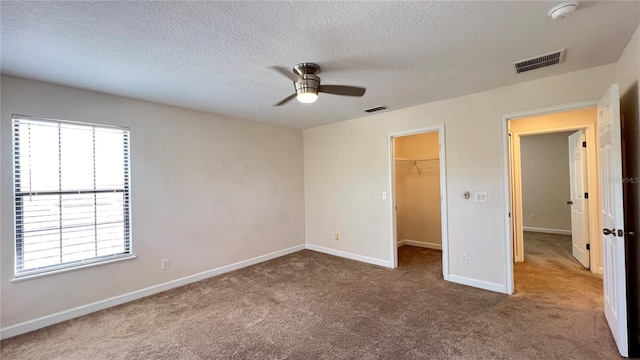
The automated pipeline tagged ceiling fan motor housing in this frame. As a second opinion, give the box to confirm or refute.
[293,63,321,96]
[295,74,320,96]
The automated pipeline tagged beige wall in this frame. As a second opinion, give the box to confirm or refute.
[508,108,598,133]
[394,132,441,245]
[520,132,573,231]
[304,64,615,290]
[395,132,440,160]
[0,75,306,329]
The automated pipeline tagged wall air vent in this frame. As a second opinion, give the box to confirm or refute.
[513,49,566,74]
[364,106,388,113]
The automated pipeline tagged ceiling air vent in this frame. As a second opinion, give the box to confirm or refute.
[513,49,565,74]
[364,105,388,113]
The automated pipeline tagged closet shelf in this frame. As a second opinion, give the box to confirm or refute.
[394,157,439,162]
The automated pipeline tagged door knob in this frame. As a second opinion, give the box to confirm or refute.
[626,231,636,237]
[566,201,573,205]
[603,228,616,235]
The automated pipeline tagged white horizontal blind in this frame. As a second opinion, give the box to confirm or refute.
[13,116,131,276]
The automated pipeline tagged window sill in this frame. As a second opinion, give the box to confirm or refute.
[10,255,137,282]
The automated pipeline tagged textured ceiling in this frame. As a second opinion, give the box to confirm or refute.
[1,1,639,129]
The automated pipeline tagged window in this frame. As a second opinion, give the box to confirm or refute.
[13,115,131,277]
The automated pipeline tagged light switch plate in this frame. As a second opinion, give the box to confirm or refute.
[474,192,487,202]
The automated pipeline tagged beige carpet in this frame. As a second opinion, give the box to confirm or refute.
[1,233,621,359]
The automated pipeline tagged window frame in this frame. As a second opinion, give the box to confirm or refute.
[12,114,133,278]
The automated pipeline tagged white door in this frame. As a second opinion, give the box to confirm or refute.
[598,84,628,357]
[568,130,590,268]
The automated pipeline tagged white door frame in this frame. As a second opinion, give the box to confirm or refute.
[388,124,449,279]
[501,100,598,294]
[510,125,598,265]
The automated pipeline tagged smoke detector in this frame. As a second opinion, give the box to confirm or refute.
[548,2,579,20]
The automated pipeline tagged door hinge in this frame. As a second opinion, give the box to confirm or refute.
[584,192,588,199]
[508,212,511,218]
[586,244,590,250]
[582,141,586,148]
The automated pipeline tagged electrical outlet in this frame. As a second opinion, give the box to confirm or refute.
[334,233,340,241]
[460,253,468,264]
[162,258,170,270]
[529,215,535,221]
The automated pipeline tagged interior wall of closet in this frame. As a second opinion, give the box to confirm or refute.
[394,132,442,249]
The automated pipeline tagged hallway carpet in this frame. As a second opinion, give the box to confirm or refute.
[1,236,620,359]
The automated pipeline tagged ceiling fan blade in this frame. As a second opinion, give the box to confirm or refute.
[319,85,366,97]
[270,66,301,82]
[273,93,297,106]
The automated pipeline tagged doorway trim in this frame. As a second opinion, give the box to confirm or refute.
[501,99,599,294]
[510,125,598,266]
[387,124,449,279]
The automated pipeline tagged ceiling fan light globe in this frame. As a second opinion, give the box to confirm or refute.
[297,92,318,103]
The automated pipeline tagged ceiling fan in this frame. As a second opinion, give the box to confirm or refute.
[271,63,366,106]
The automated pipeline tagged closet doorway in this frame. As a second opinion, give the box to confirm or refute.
[389,126,448,275]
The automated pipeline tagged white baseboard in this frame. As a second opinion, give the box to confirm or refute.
[397,239,442,250]
[0,244,306,340]
[445,274,507,294]
[523,227,572,235]
[305,244,391,268]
